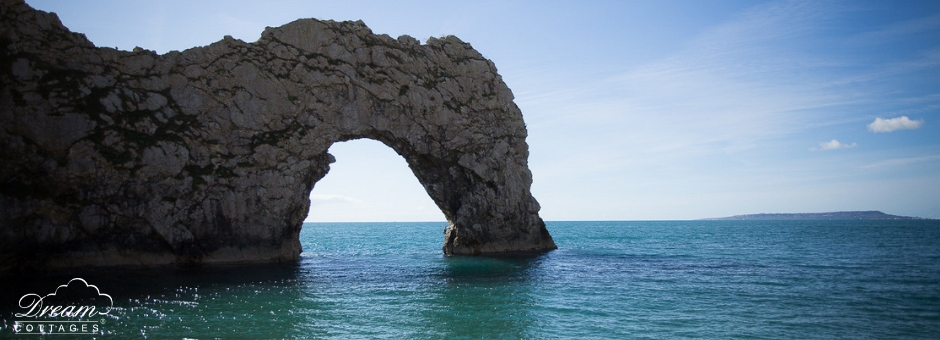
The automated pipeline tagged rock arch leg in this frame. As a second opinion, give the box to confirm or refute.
[0,1,555,269]
[335,134,556,255]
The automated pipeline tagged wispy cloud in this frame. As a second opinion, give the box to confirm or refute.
[848,12,940,46]
[861,155,940,169]
[524,0,878,179]
[868,116,924,133]
[813,139,857,151]
[309,194,364,205]
[593,1,857,149]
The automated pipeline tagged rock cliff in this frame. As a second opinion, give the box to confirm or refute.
[0,0,555,270]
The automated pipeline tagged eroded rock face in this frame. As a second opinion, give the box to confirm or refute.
[0,1,555,269]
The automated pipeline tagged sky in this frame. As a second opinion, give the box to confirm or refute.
[26,0,940,220]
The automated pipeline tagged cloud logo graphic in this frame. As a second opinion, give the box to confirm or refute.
[16,278,113,318]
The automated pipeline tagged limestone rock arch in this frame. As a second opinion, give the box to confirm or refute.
[0,1,555,269]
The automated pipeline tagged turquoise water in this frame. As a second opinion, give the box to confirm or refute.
[3,221,940,338]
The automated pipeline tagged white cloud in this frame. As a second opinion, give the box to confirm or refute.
[868,116,924,132]
[814,139,857,151]
[309,194,364,205]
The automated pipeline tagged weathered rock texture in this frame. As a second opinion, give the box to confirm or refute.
[0,0,555,270]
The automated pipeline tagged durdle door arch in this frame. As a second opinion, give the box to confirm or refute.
[0,0,556,270]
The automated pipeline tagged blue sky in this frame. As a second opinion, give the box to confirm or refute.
[28,0,940,220]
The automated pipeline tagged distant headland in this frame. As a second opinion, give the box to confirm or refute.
[704,211,925,221]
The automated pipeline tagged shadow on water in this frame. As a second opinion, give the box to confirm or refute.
[1,264,310,338]
[1,263,303,306]
[417,254,549,339]
[436,253,549,280]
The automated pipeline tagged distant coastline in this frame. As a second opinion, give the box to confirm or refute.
[703,211,925,221]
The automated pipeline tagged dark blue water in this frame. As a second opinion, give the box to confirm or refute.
[3,221,939,338]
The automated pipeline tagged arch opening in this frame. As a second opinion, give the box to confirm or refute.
[305,139,446,223]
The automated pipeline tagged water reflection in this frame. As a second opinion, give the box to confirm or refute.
[2,222,556,339]
[418,254,548,339]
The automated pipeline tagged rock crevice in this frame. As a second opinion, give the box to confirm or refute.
[0,1,556,269]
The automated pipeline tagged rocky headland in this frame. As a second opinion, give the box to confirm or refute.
[0,0,556,270]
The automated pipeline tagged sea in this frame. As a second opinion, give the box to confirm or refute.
[2,220,939,339]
